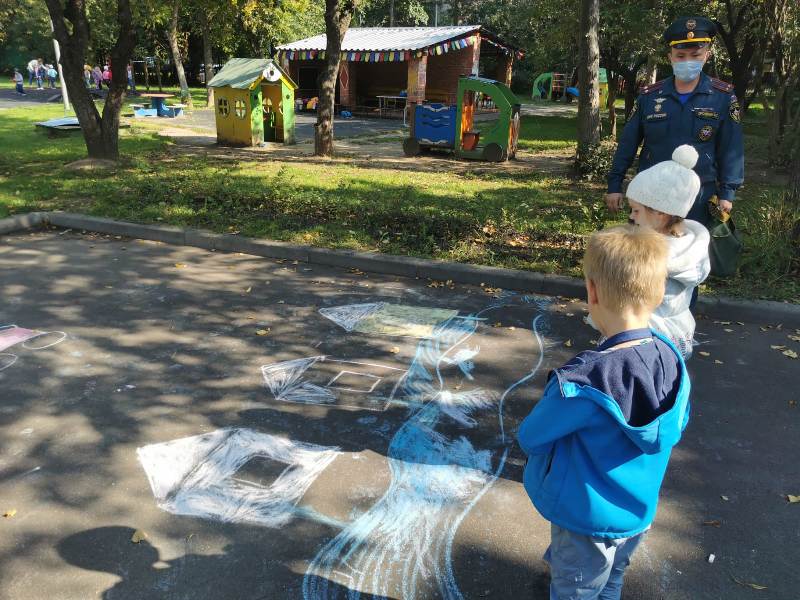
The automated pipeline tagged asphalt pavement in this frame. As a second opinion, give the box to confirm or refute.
[0,229,797,599]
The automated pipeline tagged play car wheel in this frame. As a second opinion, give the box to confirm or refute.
[482,142,505,162]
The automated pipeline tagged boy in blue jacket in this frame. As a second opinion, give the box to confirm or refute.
[518,225,690,600]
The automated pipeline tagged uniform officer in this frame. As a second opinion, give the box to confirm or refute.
[606,16,744,224]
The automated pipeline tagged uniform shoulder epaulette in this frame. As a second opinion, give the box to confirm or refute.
[641,79,666,95]
[710,77,734,93]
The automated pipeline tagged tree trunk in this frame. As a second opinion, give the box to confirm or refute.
[202,18,215,108]
[607,71,618,138]
[155,55,164,91]
[576,0,600,164]
[643,56,658,85]
[623,71,637,120]
[144,59,150,90]
[315,0,355,157]
[167,0,191,105]
[43,0,134,160]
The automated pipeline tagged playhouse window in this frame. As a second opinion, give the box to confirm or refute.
[234,99,246,119]
[217,97,229,117]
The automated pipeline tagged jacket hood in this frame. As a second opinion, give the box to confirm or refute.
[555,333,689,454]
[666,219,710,286]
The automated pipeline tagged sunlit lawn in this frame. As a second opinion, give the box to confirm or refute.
[0,97,796,302]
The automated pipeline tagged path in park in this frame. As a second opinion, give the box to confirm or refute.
[0,228,797,599]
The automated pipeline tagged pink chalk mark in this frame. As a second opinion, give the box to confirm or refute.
[0,327,40,352]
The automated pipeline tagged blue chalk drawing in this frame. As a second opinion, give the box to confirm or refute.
[304,298,549,599]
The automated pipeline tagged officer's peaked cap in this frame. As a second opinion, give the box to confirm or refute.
[663,16,716,48]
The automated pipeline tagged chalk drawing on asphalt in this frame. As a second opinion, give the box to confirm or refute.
[320,303,459,338]
[137,428,341,529]
[261,356,408,411]
[303,298,549,600]
[0,324,67,371]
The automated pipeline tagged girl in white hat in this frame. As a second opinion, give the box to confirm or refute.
[625,144,711,357]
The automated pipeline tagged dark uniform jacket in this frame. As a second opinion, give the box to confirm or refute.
[608,73,744,202]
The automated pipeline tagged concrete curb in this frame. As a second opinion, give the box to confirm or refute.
[2,211,799,327]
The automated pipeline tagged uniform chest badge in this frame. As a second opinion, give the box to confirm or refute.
[698,124,714,141]
[646,113,668,121]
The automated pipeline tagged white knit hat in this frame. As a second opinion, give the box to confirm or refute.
[626,145,701,218]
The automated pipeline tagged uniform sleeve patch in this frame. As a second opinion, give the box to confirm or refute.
[729,99,741,123]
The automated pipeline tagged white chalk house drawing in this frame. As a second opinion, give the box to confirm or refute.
[303,296,549,600]
[137,428,341,528]
[320,303,458,338]
[261,356,408,411]
[0,324,67,371]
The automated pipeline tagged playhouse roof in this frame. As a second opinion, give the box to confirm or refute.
[207,58,297,90]
[277,26,517,53]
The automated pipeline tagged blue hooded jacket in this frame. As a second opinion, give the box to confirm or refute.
[517,330,690,539]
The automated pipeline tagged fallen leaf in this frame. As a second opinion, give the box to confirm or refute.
[703,519,721,527]
[389,346,400,354]
[131,529,147,543]
[589,340,598,346]
[699,351,711,357]
[3,509,16,518]
[789,400,797,408]
[255,329,270,336]
[174,263,187,269]
[731,576,767,590]
[244,287,252,293]
[736,321,745,326]
[786,495,800,503]
[783,349,799,359]
[771,345,787,350]
[714,359,724,365]
[277,300,285,304]
[721,495,729,501]
[759,327,768,332]
[776,324,783,330]
[565,312,575,317]
[723,328,734,333]
[492,322,502,328]
[564,339,572,348]
[718,320,732,325]
[788,335,800,342]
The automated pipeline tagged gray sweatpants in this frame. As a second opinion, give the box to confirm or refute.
[544,523,647,600]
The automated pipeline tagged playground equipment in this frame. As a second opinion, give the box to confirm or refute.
[532,68,609,108]
[402,76,521,162]
[208,58,297,147]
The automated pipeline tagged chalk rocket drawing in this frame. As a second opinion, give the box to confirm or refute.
[261,356,408,411]
[0,324,67,371]
[304,298,548,600]
[137,428,341,528]
[320,303,459,338]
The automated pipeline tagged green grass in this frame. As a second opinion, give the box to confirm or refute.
[0,102,796,302]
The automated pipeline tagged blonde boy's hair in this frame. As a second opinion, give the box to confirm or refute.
[583,225,668,313]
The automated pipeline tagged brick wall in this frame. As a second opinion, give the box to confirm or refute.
[425,40,480,103]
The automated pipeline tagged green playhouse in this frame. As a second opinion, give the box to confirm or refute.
[208,58,297,147]
[402,76,521,162]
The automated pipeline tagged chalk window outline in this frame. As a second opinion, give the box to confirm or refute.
[217,97,230,117]
[327,370,382,394]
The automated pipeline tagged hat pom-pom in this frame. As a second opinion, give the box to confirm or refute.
[672,144,699,169]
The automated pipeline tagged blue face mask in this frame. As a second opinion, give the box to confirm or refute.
[672,60,704,82]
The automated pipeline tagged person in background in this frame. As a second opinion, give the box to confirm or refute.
[47,64,58,89]
[127,63,136,93]
[13,68,26,95]
[84,64,93,88]
[35,60,45,90]
[93,65,103,90]
[102,65,112,88]
[27,58,38,85]
[606,16,743,226]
